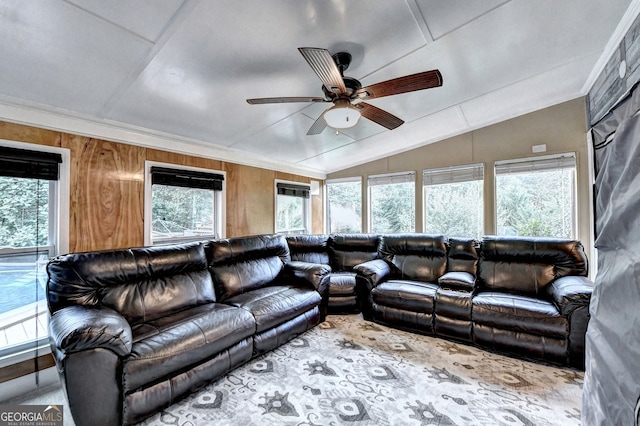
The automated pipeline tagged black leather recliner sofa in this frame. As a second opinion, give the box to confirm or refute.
[47,234,329,426]
[355,234,593,368]
[286,233,380,313]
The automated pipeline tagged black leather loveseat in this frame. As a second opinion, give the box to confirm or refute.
[47,234,329,426]
[355,234,593,368]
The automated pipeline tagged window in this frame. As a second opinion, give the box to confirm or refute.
[0,143,68,363]
[146,164,225,245]
[275,181,311,234]
[423,164,484,239]
[368,172,415,233]
[495,154,576,238]
[326,177,362,233]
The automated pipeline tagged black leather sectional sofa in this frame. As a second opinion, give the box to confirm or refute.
[46,232,593,426]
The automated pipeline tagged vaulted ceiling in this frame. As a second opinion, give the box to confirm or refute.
[0,0,635,177]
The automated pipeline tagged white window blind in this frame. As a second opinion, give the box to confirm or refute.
[368,171,415,186]
[423,164,483,186]
[495,154,576,175]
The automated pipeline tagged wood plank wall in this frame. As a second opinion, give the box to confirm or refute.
[0,120,324,253]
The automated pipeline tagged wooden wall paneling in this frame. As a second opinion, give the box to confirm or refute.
[0,120,61,147]
[311,180,324,234]
[63,135,145,252]
[275,171,308,183]
[146,149,223,171]
[224,162,275,237]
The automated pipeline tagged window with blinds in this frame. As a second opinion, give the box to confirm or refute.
[368,172,415,233]
[495,153,576,238]
[0,144,64,369]
[275,181,311,234]
[422,164,484,238]
[148,165,225,244]
[326,177,362,233]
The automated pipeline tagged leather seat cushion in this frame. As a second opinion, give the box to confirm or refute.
[329,296,357,307]
[328,272,356,296]
[124,303,255,392]
[472,292,568,338]
[371,280,438,313]
[224,285,321,333]
[435,287,472,319]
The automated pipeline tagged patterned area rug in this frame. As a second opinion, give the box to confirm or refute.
[138,315,583,426]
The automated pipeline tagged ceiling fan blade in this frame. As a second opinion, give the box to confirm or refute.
[298,47,346,94]
[356,70,442,100]
[247,97,327,105]
[306,114,327,135]
[357,102,404,130]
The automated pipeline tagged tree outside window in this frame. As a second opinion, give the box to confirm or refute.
[495,154,575,238]
[368,172,415,233]
[275,181,310,234]
[147,164,224,245]
[327,178,362,233]
[423,164,483,239]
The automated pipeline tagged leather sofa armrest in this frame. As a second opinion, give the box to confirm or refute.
[547,275,593,368]
[354,259,391,321]
[354,259,391,288]
[49,305,133,358]
[547,275,594,316]
[284,260,332,291]
[438,271,475,291]
[283,261,332,321]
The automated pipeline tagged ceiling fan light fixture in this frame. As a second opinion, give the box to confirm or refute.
[323,99,361,129]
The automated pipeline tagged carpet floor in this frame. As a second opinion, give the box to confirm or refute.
[11,314,583,425]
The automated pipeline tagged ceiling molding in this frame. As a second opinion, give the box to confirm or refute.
[0,97,327,179]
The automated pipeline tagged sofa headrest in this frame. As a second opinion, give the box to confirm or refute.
[328,233,380,271]
[478,236,588,295]
[46,242,214,323]
[286,234,329,251]
[207,234,290,300]
[286,234,330,264]
[207,234,290,266]
[447,238,479,275]
[329,233,380,250]
[379,234,448,258]
[379,234,448,282]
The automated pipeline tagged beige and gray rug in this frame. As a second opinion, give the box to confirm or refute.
[12,315,583,425]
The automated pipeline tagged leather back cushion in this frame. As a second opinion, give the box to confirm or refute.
[286,234,330,265]
[207,234,289,301]
[379,234,448,282]
[47,243,214,324]
[478,236,588,295]
[447,238,479,276]
[328,234,380,272]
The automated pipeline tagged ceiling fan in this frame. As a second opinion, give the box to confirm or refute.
[246,47,443,135]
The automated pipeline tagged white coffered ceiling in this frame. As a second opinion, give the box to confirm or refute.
[0,0,636,177]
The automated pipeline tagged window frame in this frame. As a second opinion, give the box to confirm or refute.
[0,139,70,369]
[422,163,484,239]
[274,179,311,235]
[325,176,363,234]
[494,153,577,238]
[144,161,226,245]
[367,171,416,233]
